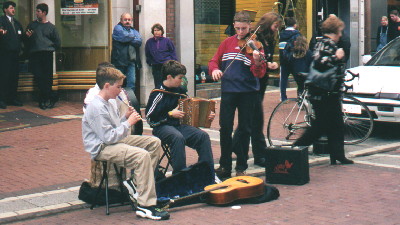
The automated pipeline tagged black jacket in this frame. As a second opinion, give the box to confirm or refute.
[279,29,301,64]
[0,15,23,52]
[145,85,187,128]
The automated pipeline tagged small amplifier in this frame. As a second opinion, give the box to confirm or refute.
[265,145,310,185]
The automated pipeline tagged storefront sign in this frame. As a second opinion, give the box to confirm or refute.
[61,0,99,15]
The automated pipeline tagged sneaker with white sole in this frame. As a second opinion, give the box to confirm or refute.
[136,205,170,220]
[123,179,138,204]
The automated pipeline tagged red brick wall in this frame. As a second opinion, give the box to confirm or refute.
[166,0,176,45]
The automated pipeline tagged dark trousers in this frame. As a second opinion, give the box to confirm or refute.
[234,76,268,161]
[293,72,306,98]
[220,92,257,171]
[151,64,163,88]
[0,51,19,103]
[250,76,268,159]
[30,51,56,103]
[294,94,345,159]
[153,124,214,173]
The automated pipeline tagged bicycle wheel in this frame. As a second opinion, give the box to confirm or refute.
[342,95,374,144]
[267,98,310,146]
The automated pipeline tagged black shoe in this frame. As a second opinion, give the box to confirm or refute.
[47,100,57,109]
[136,205,170,220]
[330,156,354,165]
[39,102,47,110]
[7,100,23,106]
[254,158,266,167]
[215,166,231,179]
[0,101,6,109]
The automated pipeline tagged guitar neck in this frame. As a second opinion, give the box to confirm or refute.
[167,185,227,207]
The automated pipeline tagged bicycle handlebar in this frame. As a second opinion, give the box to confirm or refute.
[345,69,359,81]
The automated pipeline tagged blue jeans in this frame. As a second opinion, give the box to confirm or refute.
[152,124,214,173]
[117,62,136,91]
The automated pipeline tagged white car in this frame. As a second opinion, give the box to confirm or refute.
[345,37,400,123]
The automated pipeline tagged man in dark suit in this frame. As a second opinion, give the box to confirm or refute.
[0,1,24,109]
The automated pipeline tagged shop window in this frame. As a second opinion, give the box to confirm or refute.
[194,0,224,84]
[54,0,109,71]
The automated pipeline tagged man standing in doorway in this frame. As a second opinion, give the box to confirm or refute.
[26,3,61,110]
[0,1,24,109]
[388,9,400,43]
[111,13,142,92]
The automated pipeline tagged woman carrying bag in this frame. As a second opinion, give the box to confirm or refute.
[293,15,354,165]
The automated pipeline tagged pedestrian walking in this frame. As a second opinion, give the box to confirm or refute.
[278,17,301,101]
[293,15,354,165]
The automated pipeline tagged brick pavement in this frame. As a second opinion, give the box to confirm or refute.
[8,163,400,225]
[2,89,400,224]
[0,90,283,199]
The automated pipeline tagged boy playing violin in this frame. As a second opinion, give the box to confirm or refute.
[208,10,267,179]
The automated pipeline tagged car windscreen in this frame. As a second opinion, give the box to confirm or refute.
[367,38,400,66]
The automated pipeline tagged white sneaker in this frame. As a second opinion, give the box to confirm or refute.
[136,205,170,220]
[215,174,222,184]
[123,179,138,203]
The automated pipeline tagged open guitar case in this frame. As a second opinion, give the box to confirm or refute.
[155,162,280,208]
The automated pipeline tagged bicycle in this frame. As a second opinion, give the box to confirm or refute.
[267,70,374,146]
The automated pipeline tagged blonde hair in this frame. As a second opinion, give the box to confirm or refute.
[293,35,308,59]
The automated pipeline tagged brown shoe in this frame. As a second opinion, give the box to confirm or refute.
[236,170,246,176]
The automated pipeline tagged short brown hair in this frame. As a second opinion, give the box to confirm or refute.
[161,60,186,80]
[36,3,48,15]
[151,23,164,35]
[234,10,251,23]
[321,15,345,35]
[96,67,125,89]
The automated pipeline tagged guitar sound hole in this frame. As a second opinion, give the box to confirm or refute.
[236,179,249,184]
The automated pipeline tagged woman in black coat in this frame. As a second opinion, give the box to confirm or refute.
[293,15,353,165]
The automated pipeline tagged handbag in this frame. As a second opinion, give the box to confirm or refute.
[305,62,338,91]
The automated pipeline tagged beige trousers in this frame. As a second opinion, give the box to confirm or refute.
[96,135,161,207]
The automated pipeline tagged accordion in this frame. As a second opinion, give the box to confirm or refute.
[178,98,216,128]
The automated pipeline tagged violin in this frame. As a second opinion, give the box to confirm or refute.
[238,32,263,54]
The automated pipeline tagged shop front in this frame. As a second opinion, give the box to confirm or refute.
[4,0,313,104]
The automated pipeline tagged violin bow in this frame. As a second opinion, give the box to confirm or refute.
[222,25,262,74]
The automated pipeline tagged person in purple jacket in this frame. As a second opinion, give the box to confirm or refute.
[145,23,177,88]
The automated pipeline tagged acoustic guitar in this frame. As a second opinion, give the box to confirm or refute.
[165,176,265,208]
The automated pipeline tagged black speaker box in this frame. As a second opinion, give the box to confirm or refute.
[265,146,310,185]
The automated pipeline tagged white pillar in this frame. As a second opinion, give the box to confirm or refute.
[175,0,195,97]
[138,0,167,105]
[349,0,360,67]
